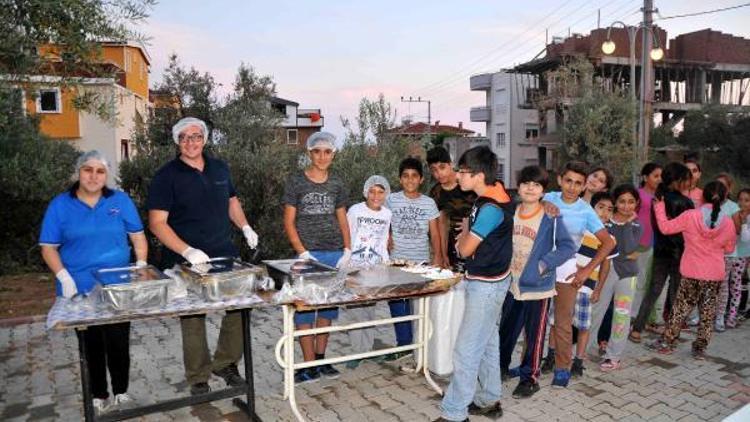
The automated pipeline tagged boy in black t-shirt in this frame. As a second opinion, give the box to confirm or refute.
[427,146,476,270]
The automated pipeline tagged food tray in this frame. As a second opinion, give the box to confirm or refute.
[93,265,171,311]
[178,257,263,301]
[263,259,338,290]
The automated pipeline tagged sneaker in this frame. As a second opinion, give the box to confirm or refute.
[294,368,320,384]
[212,364,245,387]
[382,350,411,362]
[540,354,555,374]
[190,382,211,395]
[111,393,134,408]
[692,348,706,360]
[512,380,540,399]
[92,398,109,415]
[571,357,585,378]
[647,339,674,355]
[714,320,726,332]
[599,359,621,372]
[317,364,340,379]
[467,401,503,418]
[551,369,570,388]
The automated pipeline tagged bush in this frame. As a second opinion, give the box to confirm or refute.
[0,88,79,273]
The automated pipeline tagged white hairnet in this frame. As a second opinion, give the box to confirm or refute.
[172,117,208,144]
[75,150,110,175]
[306,131,337,151]
[363,175,391,198]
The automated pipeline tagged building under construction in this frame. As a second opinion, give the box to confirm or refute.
[511,27,750,169]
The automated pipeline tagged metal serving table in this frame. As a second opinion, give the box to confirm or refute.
[272,265,460,422]
[46,292,268,422]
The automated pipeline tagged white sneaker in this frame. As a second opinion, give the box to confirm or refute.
[714,320,726,332]
[112,393,134,408]
[92,398,109,414]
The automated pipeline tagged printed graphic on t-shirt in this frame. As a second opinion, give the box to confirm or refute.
[299,192,336,215]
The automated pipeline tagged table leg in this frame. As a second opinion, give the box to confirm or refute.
[283,305,305,421]
[76,328,96,422]
[232,308,262,421]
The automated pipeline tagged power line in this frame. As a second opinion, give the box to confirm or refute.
[656,2,750,21]
[417,0,637,99]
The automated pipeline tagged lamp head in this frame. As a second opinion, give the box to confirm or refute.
[650,47,664,61]
[602,40,616,55]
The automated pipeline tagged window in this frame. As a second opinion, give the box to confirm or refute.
[272,103,286,116]
[496,132,506,149]
[37,88,61,113]
[526,128,539,139]
[121,140,130,160]
[287,129,298,145]
[497,162,505,182]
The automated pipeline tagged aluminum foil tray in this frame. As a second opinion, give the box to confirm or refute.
[93,265,171,311]
[263,259,338,289]
[178,257,262,301]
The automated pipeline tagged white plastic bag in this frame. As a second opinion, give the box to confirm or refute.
[427,279,466,376]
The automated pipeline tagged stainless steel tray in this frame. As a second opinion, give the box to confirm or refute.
[93,265,171,311]
[263,259,339,289]
[178,257,262,301]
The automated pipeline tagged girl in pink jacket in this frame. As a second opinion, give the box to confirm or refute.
[650,181,737,359]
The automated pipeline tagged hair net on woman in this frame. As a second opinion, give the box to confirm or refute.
[171,117,208,144]
[75,150,110,176]
[363,175,391,198]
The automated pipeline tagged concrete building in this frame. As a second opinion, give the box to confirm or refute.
[21,41,152,185]
[270,97,324,148]
[512,27,750,171]
[469,71,540,187]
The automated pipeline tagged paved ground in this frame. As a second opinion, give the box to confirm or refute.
[1,304,749,422]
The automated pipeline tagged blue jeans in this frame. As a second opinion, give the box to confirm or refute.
[294,250,342,325]
[440,277,510,421]
[388,299,413,346]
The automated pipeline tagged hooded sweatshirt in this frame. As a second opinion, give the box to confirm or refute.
[654,202,737,281]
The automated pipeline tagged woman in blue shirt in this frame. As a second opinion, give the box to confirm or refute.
[39,151,147,414]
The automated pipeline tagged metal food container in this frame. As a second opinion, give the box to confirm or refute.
[263,259,339,290]
[178,257,262,301]
[93,265,171,311]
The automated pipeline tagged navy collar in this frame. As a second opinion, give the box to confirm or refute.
[68,182,113,198]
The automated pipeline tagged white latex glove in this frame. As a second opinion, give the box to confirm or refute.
[299,250,317,261]
[181,247,210,265]
[56,269,78,298]
[135,260,148,268]
[242,224,258,249]
[336,248,352,269]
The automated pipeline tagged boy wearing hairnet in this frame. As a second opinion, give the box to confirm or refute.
[343,176,394,368]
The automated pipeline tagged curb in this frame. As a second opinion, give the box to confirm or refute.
[0,314,46,328]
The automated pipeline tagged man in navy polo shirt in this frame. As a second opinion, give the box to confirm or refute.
[146,117,259,396]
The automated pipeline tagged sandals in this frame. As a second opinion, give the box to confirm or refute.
[628,331,642,343]
[645,323,665,334]
[600,359,621,372]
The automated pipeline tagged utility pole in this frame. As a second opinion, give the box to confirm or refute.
[400,96,432,139]
[641,0,656,164]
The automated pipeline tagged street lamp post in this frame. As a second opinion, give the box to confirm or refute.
[601,22,663,184]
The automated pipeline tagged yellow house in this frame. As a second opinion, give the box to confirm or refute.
[24,41,152,185]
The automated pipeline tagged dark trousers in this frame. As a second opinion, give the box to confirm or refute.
[499,293,550,383]
[633,254,681,332]
[597,301,614,344]
[388,299,413,346]
[84,322,130,399]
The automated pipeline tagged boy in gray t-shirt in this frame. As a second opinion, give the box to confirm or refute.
[282,132,351,383]
[383,157,441,357]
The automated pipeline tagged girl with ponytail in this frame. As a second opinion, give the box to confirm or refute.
[649,181,737,359]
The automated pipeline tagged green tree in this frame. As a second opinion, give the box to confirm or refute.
[542,58,637,183]
[340,93,397,145]
[0,87,79,273]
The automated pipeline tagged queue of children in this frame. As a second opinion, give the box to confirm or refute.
[277,135,747,421]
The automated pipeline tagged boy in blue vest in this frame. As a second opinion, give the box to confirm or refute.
[436,146,513,422]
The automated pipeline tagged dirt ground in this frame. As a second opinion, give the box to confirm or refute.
[0,273,56,319]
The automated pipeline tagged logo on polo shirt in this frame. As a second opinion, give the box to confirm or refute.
[108,207,121,216]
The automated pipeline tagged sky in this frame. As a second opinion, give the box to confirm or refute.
[140,0,750,139]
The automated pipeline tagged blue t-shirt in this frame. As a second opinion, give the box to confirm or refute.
[470,205,503,239]
[39,189,144,295]
[543,191,605,282]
